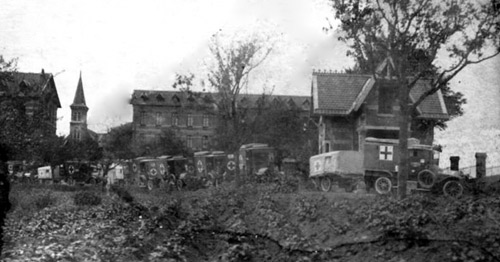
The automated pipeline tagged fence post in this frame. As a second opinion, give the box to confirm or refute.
[475,153,487,179]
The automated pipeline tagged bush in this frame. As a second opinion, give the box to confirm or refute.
[73,191,102,206]
[34,190,57,210]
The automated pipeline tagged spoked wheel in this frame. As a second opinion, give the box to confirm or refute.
[417,170,436,189]
[320,177,332,192]
[375,177,392,195]
[176,179,184,191]
[443,180,463,198]
[147,180,154,191]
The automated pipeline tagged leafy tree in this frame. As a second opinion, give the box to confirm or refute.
[249,97,317,166]
[135,128,189,157]
[331,0,500,198]
[103,123,135,160]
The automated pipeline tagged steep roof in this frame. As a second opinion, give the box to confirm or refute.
[311,71,448,119]
[130,90,311,110]
[71,72,87,108]
[0,70,61,107]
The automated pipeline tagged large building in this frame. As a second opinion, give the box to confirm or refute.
[130,90,311,151]
[311,67,449,153]
[0,69,61,135]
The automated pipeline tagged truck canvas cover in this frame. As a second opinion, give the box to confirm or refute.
[309,151,364,177]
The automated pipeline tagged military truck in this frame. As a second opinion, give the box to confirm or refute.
[310,138,464,197]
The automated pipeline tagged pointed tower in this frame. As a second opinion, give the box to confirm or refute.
[69,72,89,142]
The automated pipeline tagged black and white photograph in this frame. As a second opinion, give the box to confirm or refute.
[1,0,499,261]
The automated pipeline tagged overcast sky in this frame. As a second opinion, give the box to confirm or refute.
[1,0,499,167]
[1,0,350,135]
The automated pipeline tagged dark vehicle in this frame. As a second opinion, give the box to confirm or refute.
[62,160,102,185]
[6,161,26,183]
[238,143,278,183]
[310,138,464,197]
[194,151,237,187]
[169,155,195,190]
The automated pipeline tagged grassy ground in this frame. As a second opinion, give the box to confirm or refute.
[2,182,500,261]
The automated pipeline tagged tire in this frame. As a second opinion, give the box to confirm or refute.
[375,177,392,195]
[417,170,436,189]
[320,177,332,192]
[147,180,154,191]
[176,179,184,191]
[89,178,97,186]
[443,180,463,198]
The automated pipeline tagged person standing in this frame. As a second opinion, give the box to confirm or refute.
[0,160,12,255]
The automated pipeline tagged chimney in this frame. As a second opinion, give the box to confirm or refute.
[450,156,460,171]
[475,153,487,179]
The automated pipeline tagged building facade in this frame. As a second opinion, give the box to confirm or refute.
[0,69,61,135]
[311,69,449,154]
[130,90,311,151]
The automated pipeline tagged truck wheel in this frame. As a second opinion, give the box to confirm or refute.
[147,180,154,191]
[443,180,463,197]
[417,170,436,189]
[375,177,392,195]
[176,179,184,191]
[320,177,332,192]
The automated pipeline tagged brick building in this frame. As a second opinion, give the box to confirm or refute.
[0,69,60,135]
[130,90,311,151]
[311,68,449,153]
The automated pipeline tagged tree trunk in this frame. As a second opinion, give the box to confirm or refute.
[397,81,410,199]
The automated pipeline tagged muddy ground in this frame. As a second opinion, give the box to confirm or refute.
[2,182,500,261]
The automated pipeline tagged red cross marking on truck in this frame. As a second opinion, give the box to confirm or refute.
[379,146,393,161]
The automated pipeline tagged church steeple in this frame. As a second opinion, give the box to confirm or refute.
[71,71,88,109]
[69,71,89,141]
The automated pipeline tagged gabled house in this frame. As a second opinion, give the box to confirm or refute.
[0,69,61,135]
[311,67,449,153]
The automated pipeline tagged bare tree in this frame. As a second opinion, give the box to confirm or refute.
[207,34,273,151]
[331,0,500,198]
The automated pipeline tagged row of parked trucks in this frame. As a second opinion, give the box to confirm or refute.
[5,143,287,191]
[7,138,498,197]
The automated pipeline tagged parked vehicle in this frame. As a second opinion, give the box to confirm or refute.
[194,151,236,187]
[62,160,102,185]
[238,143,279,183]
[310,138,465,197]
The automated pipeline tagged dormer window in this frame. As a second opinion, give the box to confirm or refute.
[156,94,164,102]
[172,95,180,104]
[302,100,310,110]
[287,98,296,109]
[140,93,149,101]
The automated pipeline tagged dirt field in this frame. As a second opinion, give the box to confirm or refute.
[2,182,500,261]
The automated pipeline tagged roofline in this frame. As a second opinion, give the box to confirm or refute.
[349,76,375,113]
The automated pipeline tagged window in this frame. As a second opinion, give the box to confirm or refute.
[202,136,209,149]
[72,111,82,122]
[73,129,81,141]
[378,83,396,114]
[187,114,193,127]
[203,115,209,127]
[187,136,193,148]
[155,112,162,126]
[324,141,331,153]
[172,113,179,126]
[140,112,146,126]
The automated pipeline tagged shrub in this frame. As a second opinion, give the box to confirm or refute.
[34,190,57,210]
[73,191,102,206]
